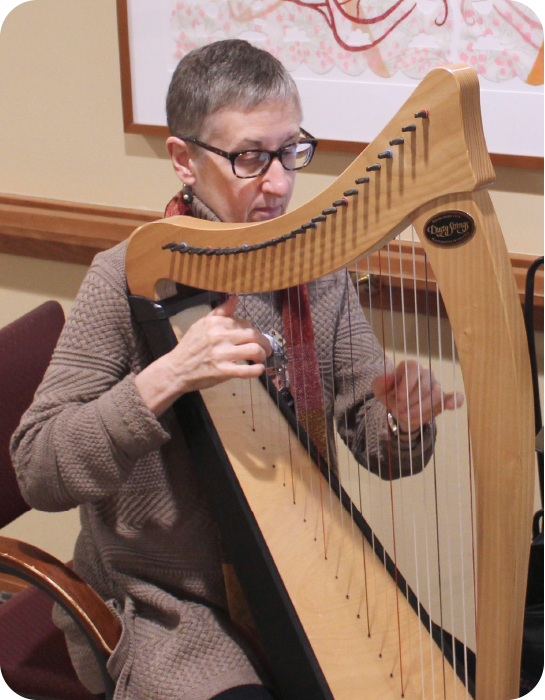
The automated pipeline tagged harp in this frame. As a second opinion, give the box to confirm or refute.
[125,65,534,700]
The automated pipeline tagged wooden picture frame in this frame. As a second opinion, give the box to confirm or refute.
[116,0,543,169]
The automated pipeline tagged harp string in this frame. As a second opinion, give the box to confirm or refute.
[434,278,459,700]
[352,261,373,636]
[377,247,407,695]
[313,277,332,561]
[395,236,421,691]
[386,241,410,689]
[423,252,448,698]
[278,295,296,498]
[360,254,393,651]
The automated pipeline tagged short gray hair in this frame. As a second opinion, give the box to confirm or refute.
[166,40,302,139]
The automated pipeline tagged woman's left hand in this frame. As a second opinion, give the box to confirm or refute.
[371,359,464,436]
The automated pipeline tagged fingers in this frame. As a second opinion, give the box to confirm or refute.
[373,360,465,430]
[210,294,239,318]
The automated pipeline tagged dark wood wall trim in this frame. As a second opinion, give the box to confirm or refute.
[1,193,542,326]
[352,241,544,304]
[0,193,161,266]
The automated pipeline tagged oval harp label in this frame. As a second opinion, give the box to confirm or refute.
[423,210,476,247]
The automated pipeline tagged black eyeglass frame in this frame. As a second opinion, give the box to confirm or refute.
[179,127,318,179]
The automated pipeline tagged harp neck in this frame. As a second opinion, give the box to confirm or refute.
[126,64,494,299]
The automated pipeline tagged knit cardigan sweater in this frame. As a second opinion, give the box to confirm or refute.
[11,198,432,700]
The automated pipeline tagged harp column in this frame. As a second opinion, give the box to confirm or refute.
[411,189,535,700]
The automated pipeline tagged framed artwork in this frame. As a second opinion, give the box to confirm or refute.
[117,0,544,167]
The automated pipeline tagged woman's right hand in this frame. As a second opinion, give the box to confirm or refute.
[134,295,271,417]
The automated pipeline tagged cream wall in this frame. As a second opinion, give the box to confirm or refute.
[0,0,543,561]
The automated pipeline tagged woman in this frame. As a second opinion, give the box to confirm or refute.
[11,40,461,700]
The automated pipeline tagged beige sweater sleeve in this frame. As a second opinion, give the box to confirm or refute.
[10,247,171,512]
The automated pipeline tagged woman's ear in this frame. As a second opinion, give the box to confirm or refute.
[166,136,197,185]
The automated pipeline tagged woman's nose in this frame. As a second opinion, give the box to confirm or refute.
[261,156,290,197]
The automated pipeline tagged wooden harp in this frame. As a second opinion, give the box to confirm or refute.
[125,65,534,700]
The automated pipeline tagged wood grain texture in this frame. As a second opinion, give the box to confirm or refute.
[199,377,468,700]
[0,572,29,594]
[126,65,495,298]
[0,536,122,655]
[126,65,535,699]
[0,193,161,265]
[411,190,535,700]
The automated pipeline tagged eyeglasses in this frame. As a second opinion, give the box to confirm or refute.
[180,128,317,179]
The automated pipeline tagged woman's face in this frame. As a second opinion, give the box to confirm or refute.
[168,100,301,223]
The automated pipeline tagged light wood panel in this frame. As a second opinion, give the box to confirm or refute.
[201,375,469,700]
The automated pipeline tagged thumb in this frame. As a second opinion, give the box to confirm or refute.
[210,294,239,318]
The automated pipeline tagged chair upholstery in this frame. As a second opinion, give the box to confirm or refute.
[0,302,121,700]
[0,301,64,528]
[0,585,99,700]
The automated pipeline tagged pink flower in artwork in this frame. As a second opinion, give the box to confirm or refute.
[523,32,531,42]
[467,42,473,51]
[500,67,506,75]
[477,64,486,74]
[177,2,183,9]
[477,16,483,24]
[224,21,230,31]
[289,13,294,21]
[513,53,519,61]
[470,55,477,64]
[344,61,349,70]
[479,53,486,61]
[493,18,500,26]
[460,52,468,60]
[321,59,327,68]
[483,28,492,36]
[314,25,320,34]
[495,57,504,64]
[465,10,474,17]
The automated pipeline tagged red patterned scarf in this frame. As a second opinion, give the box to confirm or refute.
[164,191,327,461]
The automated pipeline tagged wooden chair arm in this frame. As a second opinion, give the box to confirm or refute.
[0,535,122,657]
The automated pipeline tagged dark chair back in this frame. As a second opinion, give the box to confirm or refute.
[0,301,65,528]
